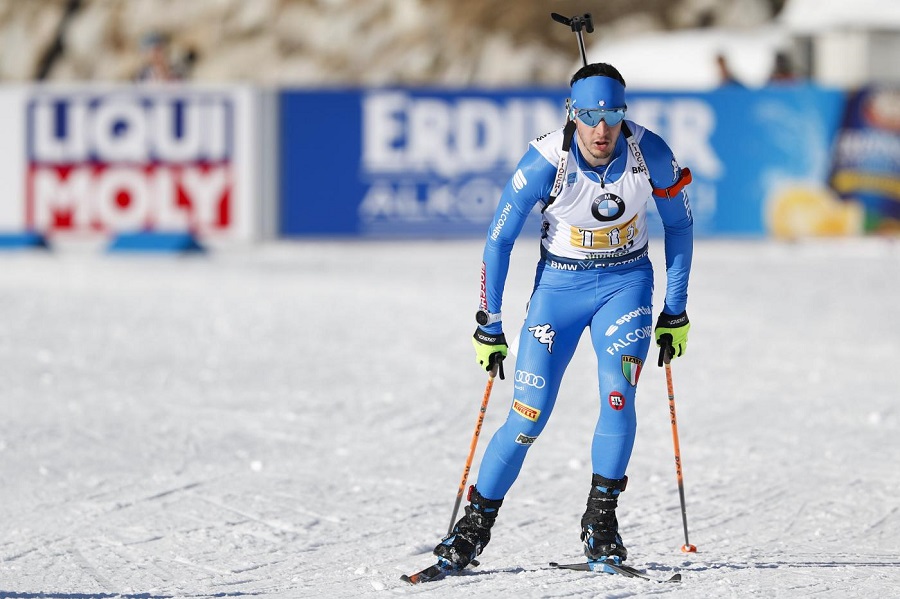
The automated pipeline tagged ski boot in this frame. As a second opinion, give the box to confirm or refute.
[433,485,503,571]
[580,474,628,565]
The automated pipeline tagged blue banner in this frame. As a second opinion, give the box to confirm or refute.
[280,86,846,238]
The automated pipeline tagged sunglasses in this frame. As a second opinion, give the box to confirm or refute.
[574,108,627,127]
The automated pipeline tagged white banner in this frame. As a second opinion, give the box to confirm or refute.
[0,83,264,245]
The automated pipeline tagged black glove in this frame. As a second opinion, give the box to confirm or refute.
[472,328,507,379]
[655,310,690,367]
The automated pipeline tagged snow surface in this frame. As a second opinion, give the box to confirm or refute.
[1,237,899,598]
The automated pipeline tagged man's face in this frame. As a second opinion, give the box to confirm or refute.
[574,117,622,166]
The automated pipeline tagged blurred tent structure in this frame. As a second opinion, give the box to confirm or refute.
[580,25,792,90]
[778,0,900,88]
[582,0,900,90]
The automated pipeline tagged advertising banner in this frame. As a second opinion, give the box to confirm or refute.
[280,89,564,238]
[280,86,846,238]
[829,86,900,233]
[0,84,263,245]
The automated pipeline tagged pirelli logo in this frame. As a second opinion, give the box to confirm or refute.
[513,400,541,422]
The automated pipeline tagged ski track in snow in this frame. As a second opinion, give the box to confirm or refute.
[0,238,898,598]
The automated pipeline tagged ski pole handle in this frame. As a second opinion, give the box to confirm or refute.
[658,333,674,367]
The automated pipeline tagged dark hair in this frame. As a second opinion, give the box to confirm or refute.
[570,63,626,87]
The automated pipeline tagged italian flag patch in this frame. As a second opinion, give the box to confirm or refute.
[621,356,643,386]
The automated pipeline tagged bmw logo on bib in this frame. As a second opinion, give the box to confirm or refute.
[591,193,625,222]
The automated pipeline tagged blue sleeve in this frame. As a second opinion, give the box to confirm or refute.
[479,145,555,334]
[640,129,694,316]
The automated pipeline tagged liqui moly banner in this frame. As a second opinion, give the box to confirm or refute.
[10,84,262,243]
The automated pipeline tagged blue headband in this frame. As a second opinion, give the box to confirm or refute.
[570,76,626,110]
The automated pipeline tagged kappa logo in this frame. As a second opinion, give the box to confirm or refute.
[512,169,527,192]
[622,355,643,386]
[513,400,541,422]
[527,323,555,353]
[671,159,693,220]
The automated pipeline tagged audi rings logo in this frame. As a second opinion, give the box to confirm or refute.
[515,370,546,389]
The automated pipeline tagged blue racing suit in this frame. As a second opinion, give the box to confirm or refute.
[474,121,693,500]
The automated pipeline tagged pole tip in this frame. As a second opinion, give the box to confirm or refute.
[681,544,697,553]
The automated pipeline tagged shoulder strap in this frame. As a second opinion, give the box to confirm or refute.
[622,122,692,199]
[541,119,577,214]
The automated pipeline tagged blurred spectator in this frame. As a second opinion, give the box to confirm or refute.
[134,32,183,82]
[715,53,744,88]
[180,46,199,79]
[768,51,798,84]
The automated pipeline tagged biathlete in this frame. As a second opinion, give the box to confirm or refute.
[433,62,694,570]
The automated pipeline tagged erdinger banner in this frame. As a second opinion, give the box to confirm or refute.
[280,87,845,238]
[281,89,564,237]
[22,85,259,243]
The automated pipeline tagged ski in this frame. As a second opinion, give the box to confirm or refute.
[400,563,447,585]
[550,559,681,583]
[401,557,679,585]
[400,559,479,585]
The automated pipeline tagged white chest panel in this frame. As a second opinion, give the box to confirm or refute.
[539,138,653,260]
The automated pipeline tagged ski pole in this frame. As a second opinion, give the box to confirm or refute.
[662,346,697,553]
[447,364,498,535]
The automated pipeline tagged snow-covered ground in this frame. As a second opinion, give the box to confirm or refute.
[1,237,898,598]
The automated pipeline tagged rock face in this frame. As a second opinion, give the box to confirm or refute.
[0,0,780,85]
